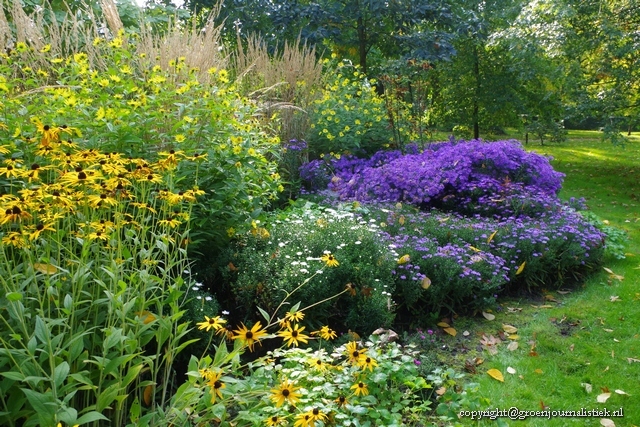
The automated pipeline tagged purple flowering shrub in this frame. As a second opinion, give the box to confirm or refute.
[355,204,604,321]
[301,139,564,219]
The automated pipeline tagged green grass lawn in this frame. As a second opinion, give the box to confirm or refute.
[430,131,640,426]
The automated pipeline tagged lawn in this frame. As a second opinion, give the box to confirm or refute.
[430,131,640,426]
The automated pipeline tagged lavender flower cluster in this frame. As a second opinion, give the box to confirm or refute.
[300,139,565,219]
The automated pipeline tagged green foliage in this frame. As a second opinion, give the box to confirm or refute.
[1,29,282,256]
[526,117,567,145]
[218,201,395,334]
[580,211,629,260]
[166,329,435,426]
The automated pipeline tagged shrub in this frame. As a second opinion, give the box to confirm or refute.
[307,59,410,156]
[0,27,283,257]
[217,201,396,335]
[301,139,564,218]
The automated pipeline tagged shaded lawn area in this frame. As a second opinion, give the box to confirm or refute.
[428,131,640,426]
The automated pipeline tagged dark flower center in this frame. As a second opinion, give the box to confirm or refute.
[36,223,44,231]
[78,171,87,180]
[245,331,253,339]
[213,380,222,389]
[291,331,299,338]
[282,389,290,397]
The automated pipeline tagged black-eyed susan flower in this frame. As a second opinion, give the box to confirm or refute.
[311,325,337,340]
[2,231,28,248]
[357,355,378,372]
[350,381,369,396]
[320,252,339,267]
[270,379,301,407]
[293,412,313,427]
[277,323,310,347]
[308,408,327,424]
[232,321,268,351]
[201,369,225,404]
[345,341,361,364]
[335,395,348,407]
[265,415,286,426]
[285,310,304,323]
[196,315,227,332]
[27,222,56,240]
[307,356,327,371]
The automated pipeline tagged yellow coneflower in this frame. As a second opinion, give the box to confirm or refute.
[196,315,227,332]
[357,355,378,372]
[27,222,56,240]
[285,310,305,323]
[311,325,337,340]
[350,381,369,396]
[345,341,361,364]
[320,252,339,267]
[335,395,348,407]
[293,412,313,427]
[265,415,286,426]
[232,321,268,351]
[200,369,225,404]
[2,231,28,248]
[308,408,327,424]
[1,205,32,224]
[277,323,310,347]
[270,379,302,407]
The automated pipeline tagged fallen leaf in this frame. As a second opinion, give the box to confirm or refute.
[534,368,543,374]
[228,262,238,272]
[614,389,629,395]
[143,384,154,406]
[34,263,57,275]
[539,400,549,410]
[469,245,482,252]
[421,277,431,289]
[613,338,620,343]
[397,254,411,264]
[597,393,611,403]
[603,267,624,281]
[507,341,518,351]
[462,330,470,336]
[627,358,640,363]
[435,387,446,395]
[437,321,450,328]
[503,324,518,334]
[487,368,504,382]
[610,296,621,302]
[600,419,615,427]
[508,334,520,340]
[516,261,526,275]
[507,367,516,374]
[482,311,496,320]
[398,215,405,226]
[557,289,571,295]
[487,230,497,244]
[581,383,593,393]
[569,344,575,352]
[443,327,457,337]
[603,328,614,332]
[604,366,609,372]
[506,307,522,313]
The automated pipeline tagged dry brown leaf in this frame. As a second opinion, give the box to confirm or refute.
[600,419,616,427]
[443,327,457,337]
[627,358,640,363]
[143,384,154,406]
[502,324,518,334]
[506,367,516,375]
[482,311,496,321]
[507,341,519,351]
[597,393,611,403]
[487,368,504,382]
[34,263,57,275]
[435,387,447,395]
[437,321,450,328]
[506,307,522,313]
[581,383,593,393]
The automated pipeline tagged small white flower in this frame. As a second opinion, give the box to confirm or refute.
[278,242,286,247]
[196,296,202,300]
[191,286,200,291]
[222,310,230,315]
[291,261,300,266]
[316,270,323,274]
[205,296,213,301]
[296,251,303,256]
[355,241,361,245]
[285,255,291,259]
[300,269,309,274]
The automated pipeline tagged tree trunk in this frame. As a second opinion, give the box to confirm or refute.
[472,43,480,140]
[357,16,367,73]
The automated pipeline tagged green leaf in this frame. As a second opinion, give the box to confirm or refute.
[53,362,70,388]
[1,371,25,381]
[96,383,120,412]
[75,411,109,425]
[130,396,141,423]
[257,306,270,323]
[34,316,50,344]
[6,292,22,301]
[21,388,56,418]
[57,406,78,425]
